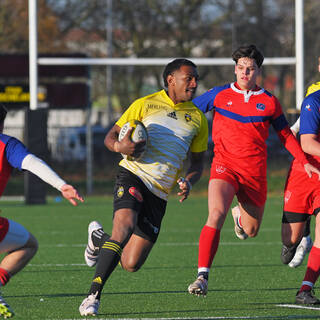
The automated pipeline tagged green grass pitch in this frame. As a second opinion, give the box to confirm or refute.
[0,194,320,319]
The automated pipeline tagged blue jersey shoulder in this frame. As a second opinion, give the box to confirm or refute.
[300,91,320,135]
[0,134,30,170]
[193,83,230,113]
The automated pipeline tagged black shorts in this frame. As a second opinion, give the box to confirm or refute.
[282,208,320,223]
[113,166,167,243]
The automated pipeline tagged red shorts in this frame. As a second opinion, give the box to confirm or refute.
[0,217,9,242]
[210,160,267,207]
[283,167,320,215]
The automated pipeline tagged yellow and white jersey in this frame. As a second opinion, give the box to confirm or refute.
[306,81,320,96]
[116,89,208,200]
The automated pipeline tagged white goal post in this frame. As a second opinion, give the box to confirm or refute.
[29,0,305,111]
[28,0,304,195]
[37,57,296,66]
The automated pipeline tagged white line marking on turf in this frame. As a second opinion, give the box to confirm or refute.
[50,316,311,320]
[39,241,281,248]
[48,317,291,320]
[277,303,320,311]
[29,263,86,267]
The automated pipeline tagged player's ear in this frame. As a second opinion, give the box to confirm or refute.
[167,74,175,86]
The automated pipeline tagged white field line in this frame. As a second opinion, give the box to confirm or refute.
[37,228,281,235]
[48,314,320,320]
[29,241,281,267]
[277,303,320,311]
[38,241,281,248]
[47,317,295,320]
[29,263,86,267]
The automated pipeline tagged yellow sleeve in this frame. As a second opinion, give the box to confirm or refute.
[116,98,145,128]
[190,110,208,153]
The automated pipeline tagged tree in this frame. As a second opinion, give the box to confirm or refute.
[1,0,313,114]
[0,0,65,53]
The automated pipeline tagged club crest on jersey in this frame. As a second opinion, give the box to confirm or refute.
[256,103,265,111]
[129,187,143,202]
[306,104,311,111]
[227,101,233,107]
[216,165,226,174]
[167,111,177,120]
[143,217,159,234]
[284,190,292,203]
[117,186,124,198]
[185,113,192,122]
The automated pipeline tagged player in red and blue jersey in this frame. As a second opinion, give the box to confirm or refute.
[187,44,320,297]
[281,89,320,304]
[0,105,83,318]
[282,57,320,269]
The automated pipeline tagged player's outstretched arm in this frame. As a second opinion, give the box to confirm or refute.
[60,184,84,206]
[21,154,85,204]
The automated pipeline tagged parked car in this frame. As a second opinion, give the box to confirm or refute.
[49,124,114,162]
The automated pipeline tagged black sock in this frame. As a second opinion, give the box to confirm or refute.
[303,217,311,237]
[198,271,209,280]
[92,229,110,248]
[88,237,122,300]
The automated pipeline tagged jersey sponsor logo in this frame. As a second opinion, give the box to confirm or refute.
[256,103,266,111]
[147,103,166,110]
[284,190,292,203]
[117,186,124,198]
[216,165,226,174]
[185,113,192,122]
[129,187,143,202]
[167,111,178,120]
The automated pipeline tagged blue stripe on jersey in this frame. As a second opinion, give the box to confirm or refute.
[271,114,288,131]
[193,84,230,113]
[0,135,30,169]
[215,107,272,123]
[300,91,320,135]
[263,89,273,97]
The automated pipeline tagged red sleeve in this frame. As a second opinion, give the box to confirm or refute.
[276,126,308,165]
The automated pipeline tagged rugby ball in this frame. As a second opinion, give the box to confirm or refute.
[118,120,148,160]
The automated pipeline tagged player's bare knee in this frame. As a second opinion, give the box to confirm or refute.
[123,264,140,273]
[24,233,39,255]
[207,208,226,227]
[120,259,141,273]
[245,226,259,238]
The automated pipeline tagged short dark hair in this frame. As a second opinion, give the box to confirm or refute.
[162,58,197,88]
[232,44,264,68]
[0,104,7,124]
